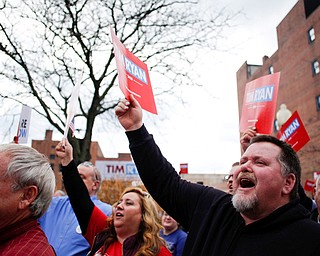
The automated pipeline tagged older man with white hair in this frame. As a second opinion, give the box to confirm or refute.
[0,143,56,255]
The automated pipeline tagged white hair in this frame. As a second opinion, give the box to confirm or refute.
[0,143,55,218]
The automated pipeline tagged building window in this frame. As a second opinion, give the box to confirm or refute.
[268,66,274,74]
[312,60,320,75]
[316,95,320,111]
[49,154,56,160]
[308,27,315,43]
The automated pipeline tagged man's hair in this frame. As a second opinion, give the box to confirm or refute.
[78,161,102,192]
[250,135,301,200]
[0,144,55,218]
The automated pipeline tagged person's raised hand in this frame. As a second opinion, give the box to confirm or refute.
[56,138,73,166]
[240,127,257,153]
[115,94,143,131]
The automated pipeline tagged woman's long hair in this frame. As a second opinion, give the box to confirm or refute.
[101,186,165,256]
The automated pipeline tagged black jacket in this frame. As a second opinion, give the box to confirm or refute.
[127,125,320,256]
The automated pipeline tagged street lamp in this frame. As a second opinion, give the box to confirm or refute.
[276,103,292,130]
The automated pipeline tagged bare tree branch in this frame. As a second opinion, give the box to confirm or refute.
[0,0,239,162]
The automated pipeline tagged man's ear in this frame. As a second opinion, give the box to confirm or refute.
[282,173,296,195]
[92,180,99,193]
[18,186,38,210]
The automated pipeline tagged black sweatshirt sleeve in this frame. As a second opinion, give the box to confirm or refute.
[61,160,94,235]
[126,125,215,230]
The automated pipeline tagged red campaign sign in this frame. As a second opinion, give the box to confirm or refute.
[179,163,188,174]
[314,171,320,180]
[304,179,315,192]
[276,111,310,152]
[239,73,280,134]
[110,27,157,114]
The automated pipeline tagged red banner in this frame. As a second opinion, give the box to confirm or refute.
[239,73,280,134]
[277,111,310,152]
[179,163,188,174]
[110,27,157,114]
[304,179,315,192]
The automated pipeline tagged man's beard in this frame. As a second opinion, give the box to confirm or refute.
[232,192,259,213]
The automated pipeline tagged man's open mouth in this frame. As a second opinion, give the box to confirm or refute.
[239,177,256,188]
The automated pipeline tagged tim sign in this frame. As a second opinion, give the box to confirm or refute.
[95,160,139,180]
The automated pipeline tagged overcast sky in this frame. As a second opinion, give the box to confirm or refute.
[125,0,298,174]
[0,0,298,175]
[141,0,299,174]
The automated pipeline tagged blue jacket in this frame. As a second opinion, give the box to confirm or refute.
[160,228,187,256]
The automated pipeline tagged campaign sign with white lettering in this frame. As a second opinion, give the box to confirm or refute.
[95,160,140,180]
[17,105,32,144]
[277,111,310,152]
[110,27,157,114]
[313,171,320,181]
[239,72,280,134]
[304,179,315,192]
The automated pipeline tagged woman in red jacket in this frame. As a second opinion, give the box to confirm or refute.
[56,139,171,256]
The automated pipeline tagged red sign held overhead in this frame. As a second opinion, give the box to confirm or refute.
[304,179,315,192]
[239,73,280,134]
[180,163,188,174]
[277,111,310,152]
[110,27,157,114]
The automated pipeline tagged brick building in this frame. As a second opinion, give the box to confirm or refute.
[236,0,320,187]
[32,129,132,191]
[32,130,229,193]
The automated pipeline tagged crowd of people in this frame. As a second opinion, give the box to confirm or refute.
[2,93,320,255]
[115,94,320,255]
[39,161,113,255]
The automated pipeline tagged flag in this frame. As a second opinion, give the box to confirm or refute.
[63,69,83,138]
[69,116,75,137]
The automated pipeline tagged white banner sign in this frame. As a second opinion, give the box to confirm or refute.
[95,160,139,180]
[17,105,32,144]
